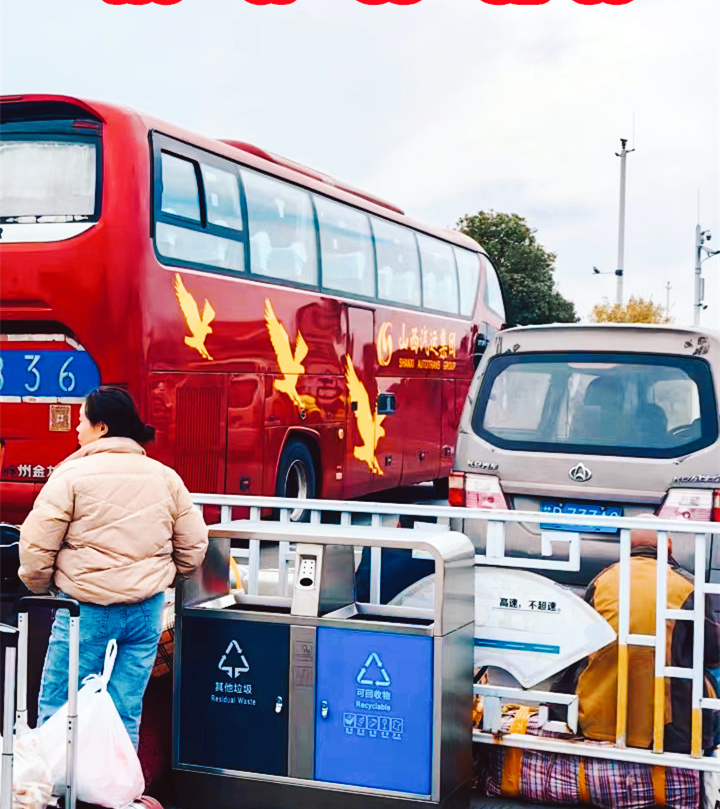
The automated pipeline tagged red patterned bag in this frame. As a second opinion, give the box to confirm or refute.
[475,708,700,809]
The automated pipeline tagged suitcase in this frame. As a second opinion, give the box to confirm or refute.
[16,596,81,809]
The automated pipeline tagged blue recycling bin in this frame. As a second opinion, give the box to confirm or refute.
[314,627,433,794]
[173,522,475,809]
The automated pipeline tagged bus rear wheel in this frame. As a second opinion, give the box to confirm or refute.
[275,439,316,522]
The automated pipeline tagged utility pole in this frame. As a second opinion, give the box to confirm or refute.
[615,138,635,307]
[694,225,720,325]
[665,281,671,320]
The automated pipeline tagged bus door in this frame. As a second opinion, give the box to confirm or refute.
[373,374,403,490]
[440,377,459,479]
[343,306,384,494]
[226,374,264,496]
[398,373,442,486]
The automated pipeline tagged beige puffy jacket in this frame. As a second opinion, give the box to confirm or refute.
[20,437,208,605]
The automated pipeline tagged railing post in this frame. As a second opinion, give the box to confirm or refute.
[279,540,291,598]
[248,539,260,596]
[615,527,631,748]
[691,532,707,757]
[653,530,669,753]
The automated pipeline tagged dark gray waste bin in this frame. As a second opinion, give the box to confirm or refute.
[172,522,475,809]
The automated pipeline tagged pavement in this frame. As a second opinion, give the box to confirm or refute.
[162,796,557,809]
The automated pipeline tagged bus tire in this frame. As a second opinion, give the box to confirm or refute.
[275,438,317,522]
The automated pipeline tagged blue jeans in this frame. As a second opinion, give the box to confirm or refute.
[38,592,164,749]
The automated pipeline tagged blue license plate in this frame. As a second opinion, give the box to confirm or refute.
[0,350,100,399]
[539,501,622,533]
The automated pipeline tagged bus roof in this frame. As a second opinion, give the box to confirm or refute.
[0,93,483,254]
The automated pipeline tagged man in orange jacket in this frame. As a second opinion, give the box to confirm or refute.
[558,520,720,753]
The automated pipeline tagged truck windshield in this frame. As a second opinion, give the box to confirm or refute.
[472,352,718,459]
[0,139,98,222]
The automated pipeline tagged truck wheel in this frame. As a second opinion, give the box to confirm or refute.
[275,439,316,521]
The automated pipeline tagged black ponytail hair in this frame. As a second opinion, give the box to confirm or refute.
[84,387,156,445]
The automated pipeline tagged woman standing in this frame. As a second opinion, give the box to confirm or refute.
[19,387,208,748]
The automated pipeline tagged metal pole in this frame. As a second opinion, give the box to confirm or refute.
[1,640,17,809]
[615,138,634,307]
[694,224,702,326]
[15,613,28,728]
[66,614,80,809]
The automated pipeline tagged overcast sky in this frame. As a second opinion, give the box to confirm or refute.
[2,0,718,328]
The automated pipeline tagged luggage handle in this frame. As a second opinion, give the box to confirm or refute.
[0,624,19,644]
[17,595,81,617]
[16,595,80,809]
[16,595,81,716]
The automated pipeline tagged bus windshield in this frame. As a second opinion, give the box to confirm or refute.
[0,139,98,222]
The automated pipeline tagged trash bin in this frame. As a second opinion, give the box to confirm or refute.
[172,522,475,809]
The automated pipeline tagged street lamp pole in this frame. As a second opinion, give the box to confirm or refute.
[694,225,720,326]
[615,138,635,307]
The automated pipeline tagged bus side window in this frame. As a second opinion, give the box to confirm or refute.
[372,217,421,307]
[417,234,459,315]
[250,231,272,274]
[242,169,318,286]
[160,153,200,221]
[200,163,243,231]
[156,151,244,272]
[316,196,375,298]
[156,223,244,272]
[482,254,505,320]
[454,247,481,318]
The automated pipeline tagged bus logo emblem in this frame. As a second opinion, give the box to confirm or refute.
[376,321,393,367]
[174,274,215,361]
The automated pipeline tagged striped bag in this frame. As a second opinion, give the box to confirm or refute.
[474,707,701,809]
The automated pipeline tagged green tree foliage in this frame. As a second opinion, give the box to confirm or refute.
[590,295,672,324]
[458,210,578,325]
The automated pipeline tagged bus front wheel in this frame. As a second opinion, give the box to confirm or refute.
[275,439,316,521]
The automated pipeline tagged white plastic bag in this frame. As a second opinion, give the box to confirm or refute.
[29,639,145,809]
[704,748,720,809]
[0,731,53,809]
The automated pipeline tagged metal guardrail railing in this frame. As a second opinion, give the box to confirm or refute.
[191,493,720,771]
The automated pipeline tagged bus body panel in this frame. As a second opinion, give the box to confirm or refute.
[0,94,504,521]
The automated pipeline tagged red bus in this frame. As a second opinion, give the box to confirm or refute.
[0,94,506,524]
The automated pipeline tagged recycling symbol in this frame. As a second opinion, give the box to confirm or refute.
[218,640,250,678]
[356,652,391,687]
